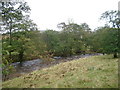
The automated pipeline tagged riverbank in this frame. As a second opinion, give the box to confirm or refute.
[3,53,103,81]
[3,54,118,88]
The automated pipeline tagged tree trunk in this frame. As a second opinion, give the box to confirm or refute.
[9,27,12,60]
[9,18,12,60]
[19,47,24,66]
[19,52,24,65]
[113,52,118,58]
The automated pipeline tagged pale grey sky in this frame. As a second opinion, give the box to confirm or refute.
[25,0,119,31]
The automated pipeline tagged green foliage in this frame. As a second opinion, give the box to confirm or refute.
[2,56,15,78]
[53,23,92,56]
[100,10,120,57]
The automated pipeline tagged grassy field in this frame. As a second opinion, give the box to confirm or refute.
[2,55,118,88]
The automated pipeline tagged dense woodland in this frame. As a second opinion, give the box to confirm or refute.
[1,2,120,77]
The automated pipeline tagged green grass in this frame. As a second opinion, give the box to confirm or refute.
[2,55,118,88]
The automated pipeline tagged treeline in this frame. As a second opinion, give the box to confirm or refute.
[2,22,120,63]
[2,22,93,63]
[1,1,120,76]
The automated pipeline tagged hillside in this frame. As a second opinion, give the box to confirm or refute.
[2,55,118,88]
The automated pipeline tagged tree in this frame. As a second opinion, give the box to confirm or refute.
[57,22,91,56]
[100,10,120,58]
[1,1,31,60]
[41,30,60,56]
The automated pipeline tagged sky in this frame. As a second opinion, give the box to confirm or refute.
[25,0,119,31]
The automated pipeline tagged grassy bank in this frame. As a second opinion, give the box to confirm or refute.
[2,55,118,88]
